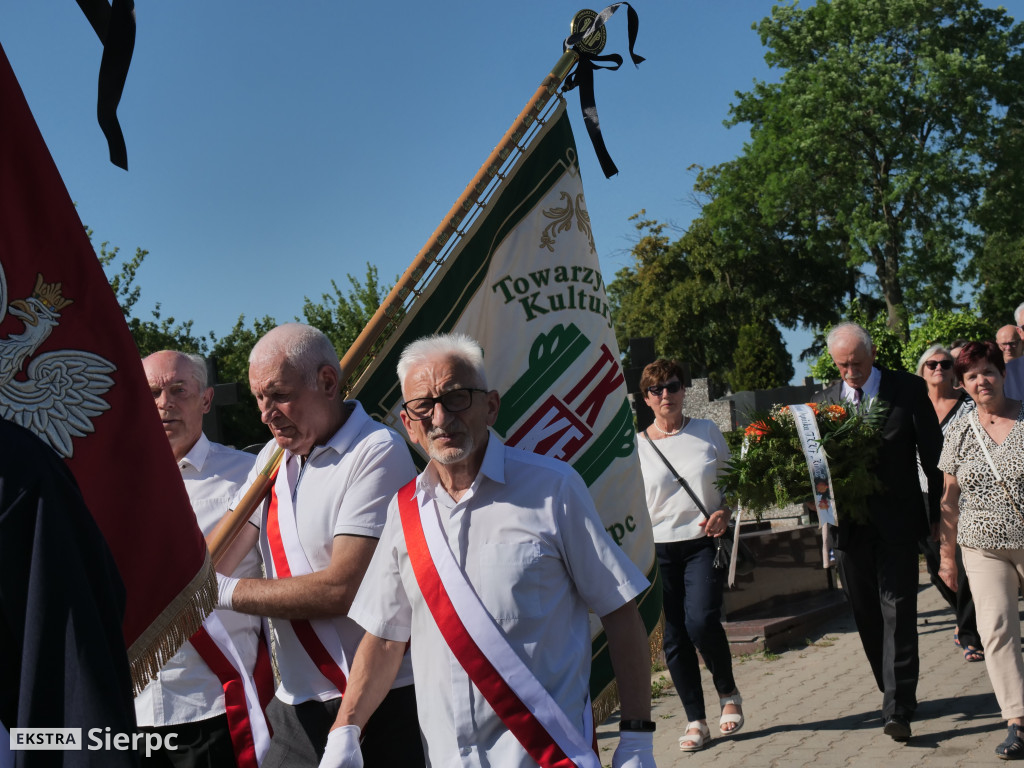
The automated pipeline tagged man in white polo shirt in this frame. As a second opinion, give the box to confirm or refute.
[319,333,656,768]
[137,350,267,768]
[216,324,423,768]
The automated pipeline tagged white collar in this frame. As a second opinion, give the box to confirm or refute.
[417,430,505,502]
[841,366,880,401]
[179,432,211,472]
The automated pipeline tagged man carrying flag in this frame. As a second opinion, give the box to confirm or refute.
[215,324,423,768]
[136,351,270,768]
[320,333,655,768]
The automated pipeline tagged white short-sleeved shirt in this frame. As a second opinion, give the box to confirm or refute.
[135,434,260,727]
[243,401,417,704]
[349,434,648,768]
[637,419,730,543]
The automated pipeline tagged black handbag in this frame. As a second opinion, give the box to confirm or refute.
[642,429,755,575]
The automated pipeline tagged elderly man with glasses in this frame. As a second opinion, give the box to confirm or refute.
[1004,303,1024,400]
[319,333,655,768]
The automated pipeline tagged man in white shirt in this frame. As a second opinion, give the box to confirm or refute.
[216,324,423,768]
[137,350,265,768]
[319,333,656,768]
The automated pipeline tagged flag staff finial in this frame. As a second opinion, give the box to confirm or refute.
[333,14,603,391]
[206,8,631,565]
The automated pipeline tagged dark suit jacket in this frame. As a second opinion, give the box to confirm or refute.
[1005,356,1024,401]
[815,368,943,548]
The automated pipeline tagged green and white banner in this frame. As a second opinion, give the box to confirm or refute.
[349,101,658,712]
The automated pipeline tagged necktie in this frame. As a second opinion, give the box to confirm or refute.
[852,387,863,405]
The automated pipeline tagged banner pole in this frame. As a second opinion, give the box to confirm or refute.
[206,446,283,565]
[337,48,579,388]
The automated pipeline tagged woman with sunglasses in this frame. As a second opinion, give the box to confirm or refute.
[915,345,983,662]
[938,341,1024,759]
[636,359,742,752]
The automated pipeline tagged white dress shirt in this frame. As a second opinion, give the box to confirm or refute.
[243,401,417,704]
[841,366,881,403]
[349,434,649,768]
[135,434,260,727]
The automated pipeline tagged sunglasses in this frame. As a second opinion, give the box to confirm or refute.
[924,360,952,370]
[646,381,683,396]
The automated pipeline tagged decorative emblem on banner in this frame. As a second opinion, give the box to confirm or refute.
[0,265,115,457]
[540,188,595,254]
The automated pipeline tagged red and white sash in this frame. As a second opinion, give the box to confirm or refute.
[260,454,349,693]
[190,613,274,768]
[398,480,598,768]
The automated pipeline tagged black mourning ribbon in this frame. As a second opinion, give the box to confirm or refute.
[562,3,643,178]
[76,0,136,170]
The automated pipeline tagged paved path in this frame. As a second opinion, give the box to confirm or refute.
[597,571,1011,767]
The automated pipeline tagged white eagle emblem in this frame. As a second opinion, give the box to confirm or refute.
[0,263,115,458]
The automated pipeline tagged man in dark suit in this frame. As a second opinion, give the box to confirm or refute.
[816,323,943,742]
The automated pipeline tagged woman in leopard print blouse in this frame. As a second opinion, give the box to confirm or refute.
[938,341,1024,760]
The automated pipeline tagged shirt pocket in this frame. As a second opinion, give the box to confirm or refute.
[475,540,545,622]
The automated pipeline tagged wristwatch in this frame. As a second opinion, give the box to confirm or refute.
[618,719,656,732]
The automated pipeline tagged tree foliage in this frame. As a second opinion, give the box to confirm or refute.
[726,0,1024,336]
[97,241,209,356]
[300,266,391,363]
[728,322,795,392]
[95,227,394,447]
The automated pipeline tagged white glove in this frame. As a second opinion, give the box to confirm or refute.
[317,725,363,768]
[215,573,239,610]
[612,730,656,768]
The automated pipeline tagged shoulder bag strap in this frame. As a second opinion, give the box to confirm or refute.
[967,414,1024,521]
[642,428,709,519]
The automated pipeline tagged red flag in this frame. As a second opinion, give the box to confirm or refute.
[0,42,214,692]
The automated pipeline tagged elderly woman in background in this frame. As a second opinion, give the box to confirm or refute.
[636,359,742,752]
[938,341,1024,759]
[915,345,982,662]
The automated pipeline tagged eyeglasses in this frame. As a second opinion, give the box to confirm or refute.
[646,381,683,396]
[924,360,953,370]
[402,388,487,420]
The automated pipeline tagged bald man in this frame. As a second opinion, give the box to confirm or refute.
[136,351,265,768]
[996,325,1022,363]
[216,324,423,768]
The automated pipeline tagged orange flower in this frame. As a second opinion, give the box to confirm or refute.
[744,420,770,440]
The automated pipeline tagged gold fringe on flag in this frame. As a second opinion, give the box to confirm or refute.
[127,552,217,695]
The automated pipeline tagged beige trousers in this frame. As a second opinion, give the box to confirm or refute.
[961,546,1024,720]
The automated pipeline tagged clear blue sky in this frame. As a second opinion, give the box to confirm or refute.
[3,2,1022,382]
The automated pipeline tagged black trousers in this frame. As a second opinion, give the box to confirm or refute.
[262,685,424,768]
[834,527,919,720]
[139,714,237,768]
[656,537,737,722]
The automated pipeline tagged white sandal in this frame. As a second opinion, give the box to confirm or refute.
[679,720,711,752]
[719,693,745,736]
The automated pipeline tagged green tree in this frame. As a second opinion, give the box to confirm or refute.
[971,233,1024,325]
[728,322,795,392]
[96,239,210,356]
[300,265,392,361]
[901,306,995,371]
[729,0,1024,337]
[610,214,740,388]
[208,314,279,449]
